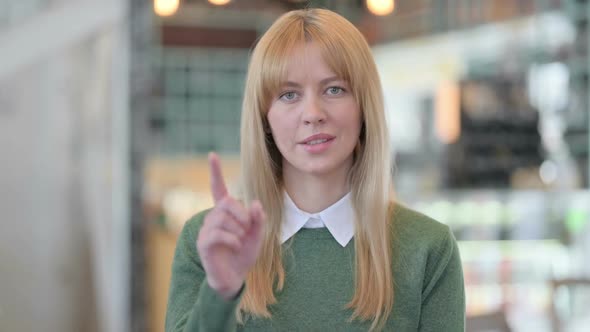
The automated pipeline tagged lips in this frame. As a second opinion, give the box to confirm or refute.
[299,133,336,145]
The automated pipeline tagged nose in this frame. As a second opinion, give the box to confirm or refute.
[301,95,326,125]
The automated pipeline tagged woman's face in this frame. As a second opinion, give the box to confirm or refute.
[267,42,362,177]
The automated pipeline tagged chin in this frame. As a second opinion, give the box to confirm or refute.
[301,166,333,176]
[296,158,347,176]
[282,150,354,177]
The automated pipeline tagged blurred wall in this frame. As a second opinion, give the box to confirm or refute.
[0,1,129,332]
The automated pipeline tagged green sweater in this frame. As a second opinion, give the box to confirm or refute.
[165,204,465,331]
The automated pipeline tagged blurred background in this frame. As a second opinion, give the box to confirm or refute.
[1,0,589,331]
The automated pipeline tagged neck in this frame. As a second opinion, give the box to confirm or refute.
[282,161,352,214]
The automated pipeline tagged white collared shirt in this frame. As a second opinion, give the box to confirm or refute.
[280,191,355,247]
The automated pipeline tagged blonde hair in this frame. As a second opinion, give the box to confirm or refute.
[238,8,394,331]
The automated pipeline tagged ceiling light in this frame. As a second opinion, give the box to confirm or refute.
[208,0,231,6]
[366,0,395,16]
[154,0,179,17]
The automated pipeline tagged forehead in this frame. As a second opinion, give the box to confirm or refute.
[281,42,339,83]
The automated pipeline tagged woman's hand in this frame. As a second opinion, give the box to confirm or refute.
[197,153,266,300]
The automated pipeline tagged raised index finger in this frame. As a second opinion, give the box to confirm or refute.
[208,152,228,204]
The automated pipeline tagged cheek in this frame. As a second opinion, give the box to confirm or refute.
[340,107,362,133]
[266,108,282,132]
[267,110,294,146]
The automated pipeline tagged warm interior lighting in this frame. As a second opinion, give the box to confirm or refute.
[366,0,395,16]
[435,81,461,144]
[208,0,231,5]
[154,0,179,17]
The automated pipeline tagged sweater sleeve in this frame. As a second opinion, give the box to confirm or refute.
[418,226,465,332]
[165,212,245,332]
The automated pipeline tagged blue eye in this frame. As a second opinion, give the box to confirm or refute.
[280,91,297,101]
[326,87,344,95]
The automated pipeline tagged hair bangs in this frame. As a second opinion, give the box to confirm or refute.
[252,11,365,115]
[306,29,354,91]
[253,17,305,114]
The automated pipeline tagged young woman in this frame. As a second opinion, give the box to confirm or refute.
[166,8,465,332]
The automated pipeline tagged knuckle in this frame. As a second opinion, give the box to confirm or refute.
[219,196,234,207]
[207,208,226,225]
[196,234,208,251]
[204,209,220,223]
[207,232,223,247]
[209,228,222,239]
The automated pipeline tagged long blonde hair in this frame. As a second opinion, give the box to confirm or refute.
[238,8,394,331]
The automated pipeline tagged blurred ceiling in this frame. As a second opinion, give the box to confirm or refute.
[156,0,563,46]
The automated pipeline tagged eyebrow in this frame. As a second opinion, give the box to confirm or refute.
[281,76,343,88]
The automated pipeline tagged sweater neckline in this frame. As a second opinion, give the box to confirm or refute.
[290,227,351,240]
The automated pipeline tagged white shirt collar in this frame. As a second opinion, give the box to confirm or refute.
[280,191,355,247]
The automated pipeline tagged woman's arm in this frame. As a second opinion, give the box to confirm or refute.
[165,212,244,332]
[418,227,466,331]
[166,154,266,331]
